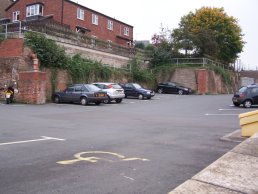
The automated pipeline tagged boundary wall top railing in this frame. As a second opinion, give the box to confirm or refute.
[0,20,146,59]
[0,20,232,71]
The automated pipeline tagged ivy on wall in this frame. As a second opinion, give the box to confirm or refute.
[24,31,158,89]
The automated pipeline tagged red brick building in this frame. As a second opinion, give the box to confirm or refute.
[0,0,12,19]
[4,0,133,46]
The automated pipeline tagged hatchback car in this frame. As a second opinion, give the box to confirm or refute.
[92,82,125,103]
[157,82,192,95]
[232,84,258,108]
[52,84,108,105]
[121,83,155,100]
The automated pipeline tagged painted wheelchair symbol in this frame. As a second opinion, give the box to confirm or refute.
[57,151,150,165]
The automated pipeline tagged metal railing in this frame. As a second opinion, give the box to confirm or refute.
[0,21,23,39]
[169,57,230,70]
[0,20,146,59]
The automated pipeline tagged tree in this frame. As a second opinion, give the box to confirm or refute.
[172,7,245,64]
[148,24,176,67]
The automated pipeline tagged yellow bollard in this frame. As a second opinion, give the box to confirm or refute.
[239,110,258,137]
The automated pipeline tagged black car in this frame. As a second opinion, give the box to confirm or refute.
[157,82,192,95]
[121,83,155,100]
[52,84,108,105]
[232,84,258,108]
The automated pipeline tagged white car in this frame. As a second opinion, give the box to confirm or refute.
[92,82,125,103]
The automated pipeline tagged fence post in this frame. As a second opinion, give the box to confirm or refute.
[19,21,21,38]
[202,58,205,67]
[5,24,7,39]
[177,58,178,66]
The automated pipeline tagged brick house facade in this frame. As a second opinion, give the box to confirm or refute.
[0,0,12,19]
[4,0,133,46]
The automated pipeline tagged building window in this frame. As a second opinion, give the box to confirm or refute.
[77,8,84,20]
[124,27,129,36]
[26,4,43,17]
[13,11,20,21]
[92,14,98,25]
[107,20,113,30]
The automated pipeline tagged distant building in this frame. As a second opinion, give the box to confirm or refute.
[4,0,133,46]
[0,0,12,19]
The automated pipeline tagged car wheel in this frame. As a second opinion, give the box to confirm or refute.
[233,102,240,107]
[178,90,183,95]
[243,100,252,108]
[138,94,144,100]
[157,88,163,94]
[95,101,101,105]
[54,96,60,104]
[103,96,111,104]
[115,99,122,103]
[80,97,88,106]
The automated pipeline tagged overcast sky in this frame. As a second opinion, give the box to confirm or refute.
[73,0,257,70]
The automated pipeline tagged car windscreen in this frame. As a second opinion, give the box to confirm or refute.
[112,84,122,89]
[85,84,101,92]
[239,87,247,93]
[133,83,142,89]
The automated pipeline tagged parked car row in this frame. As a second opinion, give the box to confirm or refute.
[52,82,156,106]
[232,84,258,108]
[51,81,258,108]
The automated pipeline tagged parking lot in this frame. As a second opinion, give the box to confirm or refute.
[0,94,255,194]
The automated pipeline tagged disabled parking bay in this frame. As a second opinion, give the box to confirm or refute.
[0,94,254,194]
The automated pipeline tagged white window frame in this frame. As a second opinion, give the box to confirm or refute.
[107,20,113,31]
[13,11,20,21]
[92,14,98,25]
[124,27,129,36]
[77,8,84,20]
[26,4,43,17]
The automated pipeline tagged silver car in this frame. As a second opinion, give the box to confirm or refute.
[52,84,108,106]
[93,82,125,103]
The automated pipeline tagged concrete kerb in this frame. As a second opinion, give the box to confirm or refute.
[168,132,258,194]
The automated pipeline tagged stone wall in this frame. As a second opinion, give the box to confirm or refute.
[157,68,232,94]
[16,71,46,104]
[58,42,130,68]
[44,68,71,100]
[0,38,47,104]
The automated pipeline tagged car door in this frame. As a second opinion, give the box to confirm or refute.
[124,83,134,97]
[62,87,75,102]
[74,85,83,102]
[163,83,171,93]
[251,87,258,104]
[168,83,177,93]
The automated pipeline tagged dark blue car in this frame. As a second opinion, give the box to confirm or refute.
[121,83,155,100]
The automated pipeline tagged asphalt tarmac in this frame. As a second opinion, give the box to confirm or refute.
[0,94,254,194]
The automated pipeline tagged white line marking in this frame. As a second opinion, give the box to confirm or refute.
[219,109,242,111]
[0,136,65,146]
[205,113,238,116]
[0,104,25,107]
[122,175,135,181]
